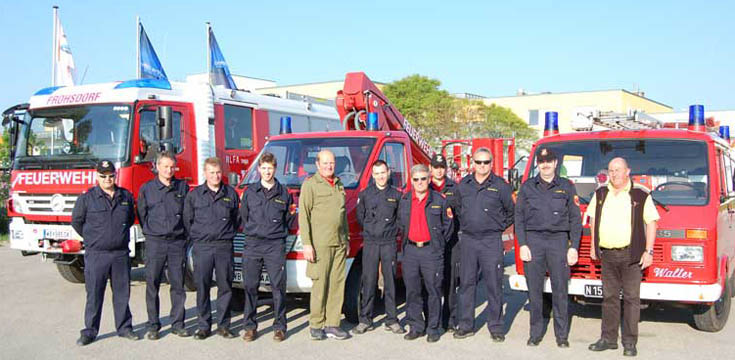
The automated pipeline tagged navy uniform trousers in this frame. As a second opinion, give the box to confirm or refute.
[359,242,398,326]
[523,231,570,341]
[145,238,187,331]
[243,238,287,332]
[403,243,444,335]
[457,233,504,334]
[193,241,233,332]
[81,250,133,338]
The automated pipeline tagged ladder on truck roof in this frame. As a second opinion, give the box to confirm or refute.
[572,109,663,131]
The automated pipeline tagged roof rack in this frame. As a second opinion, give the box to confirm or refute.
[572,109,662,131]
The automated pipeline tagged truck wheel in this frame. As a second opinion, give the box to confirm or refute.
[693,278,731,332]
[183,243,197,292]
[56,263,85,284]
[230,288,245,313]
[343,257,362,324]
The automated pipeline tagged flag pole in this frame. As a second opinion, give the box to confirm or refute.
[136,16,141,78]
[52,5,58,86]
[206,22,211,86]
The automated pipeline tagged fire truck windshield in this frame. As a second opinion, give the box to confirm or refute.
[530,139,709,206]
[242,137,376,189]
[14,104,131,169]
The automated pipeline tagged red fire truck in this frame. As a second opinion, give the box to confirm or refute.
[233,72,516,322]
[2,78,339,285]
[509,107,735,332]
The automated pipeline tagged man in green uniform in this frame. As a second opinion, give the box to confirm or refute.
[299,149,351,340]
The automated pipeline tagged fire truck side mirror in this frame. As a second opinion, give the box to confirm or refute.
[508,168,521,191]
[157,106,173,141]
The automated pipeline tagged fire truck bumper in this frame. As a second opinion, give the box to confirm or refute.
[509,274,723,303]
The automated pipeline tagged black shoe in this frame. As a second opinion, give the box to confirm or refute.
[310,328,326,341]
[324,326,350,340]
[427,333,441,343]
[623,344,637,357]
[453,329,474,339]
[403,331,426,340]
[588,339,618,351]
[119,331,139,341]
[557,339,570,348]
[491,333,505,343]
[76,335,94,346]
[171,328,191,337]
[216,328,237,339]
[527,337,542,346]
[146,329,160,340]
[193,329,210,340]
[352,323,373,334]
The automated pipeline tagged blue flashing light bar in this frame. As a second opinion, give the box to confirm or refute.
[114,78,172,90]
[33,86,64,95]
[279,116,292,134]
[688,104,705,126]
[544,111,559,136]
[719,126,730,141]
[367,112,379,131]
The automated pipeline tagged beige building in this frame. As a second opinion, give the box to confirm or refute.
[254,80,386,106]
[480,90,673,137]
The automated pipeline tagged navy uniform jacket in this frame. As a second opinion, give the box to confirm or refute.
[356,183,402,244]
[71,185,135,252]
[239,179,295,240]
[397,190,454,257]
[456,173,514,237]
[183,183,241,243]
[433,177,460,210]
[137,177,189,240]
[514,175,582,249]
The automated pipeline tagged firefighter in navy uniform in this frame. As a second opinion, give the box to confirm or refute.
[183,157,241,340]
[454,147,514,342]
[353,160,405,335]
[137,152,191,340]
[428,154,461,332]
[72,160,138,346]
[398,164,454,343]
[515,148,582,348]
[240,152,295,343]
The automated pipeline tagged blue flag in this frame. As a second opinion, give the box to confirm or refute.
[209,28,236,89]
[139,23,168,80]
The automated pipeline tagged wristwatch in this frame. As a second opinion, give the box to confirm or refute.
[646,249,654,256]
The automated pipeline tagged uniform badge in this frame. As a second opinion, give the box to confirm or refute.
[223,197,232,202]
[446,207,453,218]
[431,205,441,209]
[487,187,498,192]
[274,198,286,204]
[102,161,110,167]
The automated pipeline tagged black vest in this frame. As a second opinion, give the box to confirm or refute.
[593,182,649,263]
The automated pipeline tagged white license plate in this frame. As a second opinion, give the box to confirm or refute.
[43,228,72,240]
[584,284,603,298]
[234,271,243,282]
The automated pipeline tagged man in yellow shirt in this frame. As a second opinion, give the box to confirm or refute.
[586,157,659,357]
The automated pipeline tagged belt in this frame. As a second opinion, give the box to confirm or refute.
[407,239,430,248]
[600,245,630,251]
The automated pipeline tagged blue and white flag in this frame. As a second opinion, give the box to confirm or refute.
[208,28,236,89]
[138,22,168,80]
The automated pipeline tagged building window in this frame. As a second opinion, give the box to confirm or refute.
[528,109,539,126]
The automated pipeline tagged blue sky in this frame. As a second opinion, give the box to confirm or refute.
[1,1,733,111]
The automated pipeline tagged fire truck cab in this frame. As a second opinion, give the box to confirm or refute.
[3,77,339,285]
[510,106,735,332]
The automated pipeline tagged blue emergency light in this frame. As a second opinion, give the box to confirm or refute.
[114,78,172,90]
[33,86,65,95]
[719,126,730,141]
[543,111,559,136]
[367,112,379,131]
[279,116,292,134]
[688,104,705,131]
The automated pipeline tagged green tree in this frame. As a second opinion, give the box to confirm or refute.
[453,99,537,150]
[0,130,11,234]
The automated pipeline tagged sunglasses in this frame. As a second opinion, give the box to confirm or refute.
[412,176,429,182]
[474,160,492,165]
[98,174,116,179]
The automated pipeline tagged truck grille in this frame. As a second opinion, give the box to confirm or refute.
[13,193,78,216]
[571,239,664,281]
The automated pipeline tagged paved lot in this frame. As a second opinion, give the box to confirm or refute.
[0,244,733,360]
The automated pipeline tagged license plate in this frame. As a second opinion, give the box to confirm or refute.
[260,272,271,285]
[43,228,72,240]
[584,284,603,298]
[234,271,243,282]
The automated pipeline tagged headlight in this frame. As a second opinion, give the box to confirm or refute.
[286,234,302,252]
[671,245,703,262]
[11,192,25,213]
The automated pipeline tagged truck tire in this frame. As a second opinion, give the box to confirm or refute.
[230,288,245,313]
[343,256,362,324]
[56,263,85,284]
[183,243,197,292]
[693,278,731,332]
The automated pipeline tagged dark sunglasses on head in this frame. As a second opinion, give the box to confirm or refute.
[98,174,115,179]
[412,176,428,182]
[474,160,491,165]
